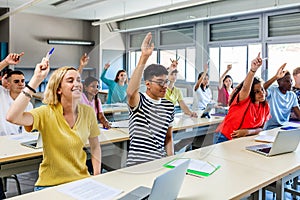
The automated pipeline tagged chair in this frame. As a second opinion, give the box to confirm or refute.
[2,175,22,196]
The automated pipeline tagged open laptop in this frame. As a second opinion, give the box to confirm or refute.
[21,133,43,149]
[246,128,300,157]
[201,102,216,118]
[118,159,190,200]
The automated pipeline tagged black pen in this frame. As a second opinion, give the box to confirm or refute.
[186,173,203,178]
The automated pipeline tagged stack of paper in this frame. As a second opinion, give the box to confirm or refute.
[164,158,220,177]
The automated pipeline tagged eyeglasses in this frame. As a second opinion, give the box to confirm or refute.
[13,79,25,84]
[254,88,265,94]
[149,79,170,86]
[89,84,100,89]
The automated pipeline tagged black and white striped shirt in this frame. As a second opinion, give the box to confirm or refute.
[126,93,174,167]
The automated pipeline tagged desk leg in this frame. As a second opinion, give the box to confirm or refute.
[120,140,128,168]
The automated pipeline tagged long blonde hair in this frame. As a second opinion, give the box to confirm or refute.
[43,66,77,105]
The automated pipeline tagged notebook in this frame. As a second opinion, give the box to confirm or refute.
[246,128,300,156]
[110,120,129,128]
[118,159,190,200]
[21,133,43,149]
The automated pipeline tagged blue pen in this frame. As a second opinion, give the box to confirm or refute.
[46,47,55,59]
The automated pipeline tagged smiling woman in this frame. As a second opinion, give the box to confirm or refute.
[6,59,101,191]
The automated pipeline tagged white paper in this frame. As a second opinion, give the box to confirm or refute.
[9,133,38,143]
[110,120,129,128]
[57,179,122,200]
[168,158,217,174]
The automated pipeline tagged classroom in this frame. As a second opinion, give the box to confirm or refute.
[0,0,300,199]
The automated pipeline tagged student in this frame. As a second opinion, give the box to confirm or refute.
[81,76,111,129]
[100,63,128,104]
[215,53,271,143]
[0,70,33,136]
[166,59,197,117]
[218,64,233,106]
[126,32,174,167]
[290,67,300,120]
[192,64,213,111]
[6,58,101,191]
[263,67,300,130]
[77,53,110,129]
[0,52,24,200]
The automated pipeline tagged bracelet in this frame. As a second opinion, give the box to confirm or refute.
[250,69,256,73]
[25,84,36,93]
[22,90,32,99]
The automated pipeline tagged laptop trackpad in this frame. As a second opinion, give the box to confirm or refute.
[118,186,151,200]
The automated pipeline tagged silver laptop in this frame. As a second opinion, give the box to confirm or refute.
[246,128,300,156]
[21,133,43,149]
[118,159,190,200]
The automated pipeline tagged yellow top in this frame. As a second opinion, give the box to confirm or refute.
[26,103,100,186]
[165,86,183,105]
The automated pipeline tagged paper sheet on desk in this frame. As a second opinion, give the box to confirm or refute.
[57,179,122,200]
[164,158,220,177]
[110,120,129,128]
[9,133,38,143]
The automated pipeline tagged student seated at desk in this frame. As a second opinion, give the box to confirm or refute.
[263,68,300,130]
[215,53,271,143]
[126,32,174,167]
[100,62,128,104]
[218,64,234,107]
[192,64,213,111]
[6,58,101,191]
[290,67,300,120]
[166,58,197,118]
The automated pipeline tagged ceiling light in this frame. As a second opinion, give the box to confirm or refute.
[47,39,95,46]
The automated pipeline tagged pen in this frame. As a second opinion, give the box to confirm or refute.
[186,173,203,178]
[46,47,55,60]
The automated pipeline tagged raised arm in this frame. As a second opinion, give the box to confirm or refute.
[127,32,154,107]
[218,64,232,89]
[100,63,113,85]
[194,64,208,91]
[178,100,198,117]
[263,63,287,90]
[77,53,89,74]
[0,52,24,71]
[6,58,50,126]
[239,53,262,101]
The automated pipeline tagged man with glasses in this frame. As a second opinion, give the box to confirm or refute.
[0,54,33,136]
[126,32,175,167]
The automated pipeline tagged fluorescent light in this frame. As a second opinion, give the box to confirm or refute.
[47,39,95,46]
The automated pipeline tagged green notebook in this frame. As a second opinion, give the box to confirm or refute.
[164,158,220,177]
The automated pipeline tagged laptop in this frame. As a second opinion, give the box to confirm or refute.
[118,159,190,200]
[21,133,43,149]
[246,128,300,157]
[201,102,216,118]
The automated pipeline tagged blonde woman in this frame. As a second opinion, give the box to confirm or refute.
[7,58,101,191]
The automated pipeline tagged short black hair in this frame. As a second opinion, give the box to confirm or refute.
[6,70,24,79]
[144,64,168,81]
[0,68,13,77]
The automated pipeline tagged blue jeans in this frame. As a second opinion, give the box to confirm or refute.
[214,132,229,144]
[34,186,52,191]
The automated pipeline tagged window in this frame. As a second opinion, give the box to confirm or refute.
[267,43,300,80]
[128,50,157,77]
[209,44,262,84]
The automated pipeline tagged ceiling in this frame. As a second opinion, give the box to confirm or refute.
[0,0,223,25]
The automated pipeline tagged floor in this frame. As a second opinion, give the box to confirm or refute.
[3,171,300,199]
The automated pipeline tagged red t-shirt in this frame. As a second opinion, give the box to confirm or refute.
[216,94,271,140]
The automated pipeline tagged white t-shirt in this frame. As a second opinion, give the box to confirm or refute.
[0,86,33,136]
[192,87,212,110]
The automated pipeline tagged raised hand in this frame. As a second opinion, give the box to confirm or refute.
[104,63,110,70]
[4,52,24,65]
[33,58,50,85]
[250,52,262,72]
[227,64,232,71]
[80,53,89,67]
[141,32,154,57]
[275,63,287,79]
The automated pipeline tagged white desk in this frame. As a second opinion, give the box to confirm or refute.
[10,135,296,200]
